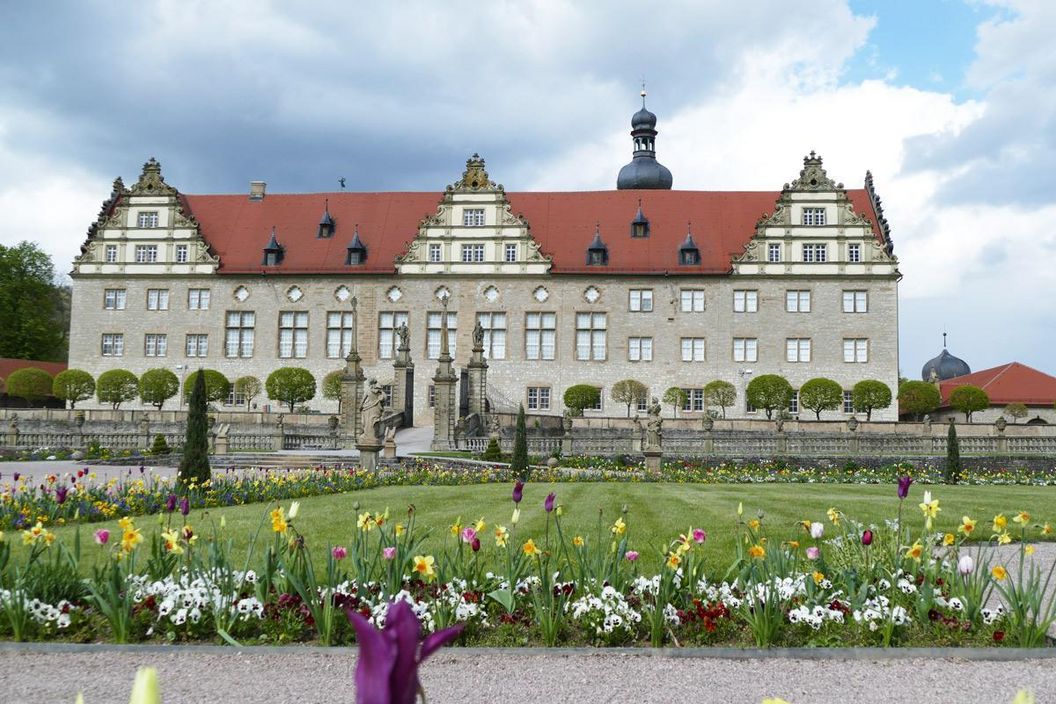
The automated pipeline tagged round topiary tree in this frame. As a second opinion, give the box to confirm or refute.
[703,380,736,418]
[745,374,793,420]
[266,367,317,412]
[851,380,892,421]
[798,377,843,420]
[662,387,688,418]
[96,369,140,410]
[5,367,54,406]
[610,379,648,417]
[563,384,600,416]
[233,376,262,407]
[183,369,231,404]
[949,385,990,422]
[139,368,180,410]
[52,369,96,409]
[897,380,941,421]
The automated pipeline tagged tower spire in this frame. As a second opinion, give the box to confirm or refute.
[617,88,673,190]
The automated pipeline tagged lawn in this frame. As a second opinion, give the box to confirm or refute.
[38,482,1056,573]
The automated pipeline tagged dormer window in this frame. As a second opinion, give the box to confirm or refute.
[318,201,335,238]
[678,226,701,265]
[345,225,367,265]
[586,225,608,266]
[630,201,650,238]
[463,208,485,227]
[262,228,284,266]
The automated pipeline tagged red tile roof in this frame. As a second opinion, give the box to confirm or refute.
[939,362,1056,406]
[181,189,882,276]
[0,358,67,381]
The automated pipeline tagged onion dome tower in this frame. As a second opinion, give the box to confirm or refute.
[921,333,971,382]
[617,88,673,190]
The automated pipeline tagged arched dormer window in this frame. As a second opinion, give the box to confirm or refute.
[346,225,368,266]
[318,200,335,238]
[679,225,700,266]
[631,200,650,238]
[586,224,608,266]
[262,227,284,266]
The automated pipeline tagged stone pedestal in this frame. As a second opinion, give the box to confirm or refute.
[272,415,285,452]
[358,442,383,472]
[431,302,458,451]
[561,413,574,456]
[382,428,397,459]
[643,449,662,471]
[340,297,367,448]
[390,323,414,425]
[467,322,488,417]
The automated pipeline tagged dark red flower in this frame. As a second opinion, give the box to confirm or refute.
[993,631,1005,642]
[861,530,873,546]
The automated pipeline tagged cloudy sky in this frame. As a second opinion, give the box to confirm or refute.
[1,0,1052,377]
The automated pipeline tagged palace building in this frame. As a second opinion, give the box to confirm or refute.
[69,97,901,423]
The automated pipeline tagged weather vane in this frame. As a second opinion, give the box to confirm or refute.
[339,177,346,190]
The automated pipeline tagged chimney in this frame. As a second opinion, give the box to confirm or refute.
[249,181,267,200]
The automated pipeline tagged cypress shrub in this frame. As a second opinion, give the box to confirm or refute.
[150,434,170,455]
[481,437,503,462]
[511,404,529,478]
[179,369,211,485]
[944,422,962,484]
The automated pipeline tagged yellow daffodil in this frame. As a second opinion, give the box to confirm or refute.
[449,517,463,537]
[1043,523,1053,536]
[611,517,626,536]
[747,519,761,531]
[666,552,682,569]
[905,542,923,560]
[943,533,955,546]
[748,544,766,559]
[812,571,825,585]
[1012,511,1030,525]
[959,516,977,536]
[357,512,375,532]
[474,517,486,532]
[395,523,406,537]
[121,527,143,553]
[827,507,841,526]
[991,565,1008,581]
[494,525,509,547]
[412,554,436,581]
[1025,544,1036,556]
[919,491,940,529]
[271,507,288,534]
[118,516,135,531]
[788,540,800,550]
[161,529,183,555]
[997,532,1012,545]
[799,520,812,532]
[572,535,584,547]
[993,514,1007,533]
[522,538,539,557]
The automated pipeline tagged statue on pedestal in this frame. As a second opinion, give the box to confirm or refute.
[645,397,662,451]
[359,378,386,444]
[473,321,485,350]
[396,323,410,351]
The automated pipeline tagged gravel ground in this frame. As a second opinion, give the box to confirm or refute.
[0,647,1053,703]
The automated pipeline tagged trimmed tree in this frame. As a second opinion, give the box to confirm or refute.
[851,380,892,421]
[322,370,344,411]
[611,379,648,417]
[511,404,529,478]
[139,368,180,410]
[703,380,736,419]
[563,384,600,416]
[1003,402,1028,424]
[183,369,231,404]
[266,367,317,412]
[96,369,140,410]
[746,374,793,420]
[897,380,941,420]
[949,385,990,422]
[944,421,962,484]
[798,377,843,420]
[178,367,211,485]
[662,387,688,418]
[233,376,262,407]
[5,367,54,406]
[53,369,95,409]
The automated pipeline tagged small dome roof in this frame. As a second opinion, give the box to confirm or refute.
[921,349,970,382]
[617,158,673,190]
[631,106,657,131]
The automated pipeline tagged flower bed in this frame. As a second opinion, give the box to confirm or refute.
[1,477,1053,648]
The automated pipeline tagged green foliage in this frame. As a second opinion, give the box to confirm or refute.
[150,434,170,455]
[851,380,892,421]
[480,437,503,462]
[563,384,600,416]
[897,380,941,420]
[703,380,736,418]
[138,368,180,410]
[0,241,68,361]
[183,369,231,403]
[179,368,211,485]
[322,370,344,401]
[266,368,317,412]
[233,376,262,406]
[745,374,793,420]
[662,387,688,417]
[5,367,54,405]
[1003,403,1029,423]
[949,385,990,422]
[610,379,648,417]
[96,369,140,410]
[797,377,843,420]
[944,422,962,484]
[511,405,529,477]
[52,369,95,409]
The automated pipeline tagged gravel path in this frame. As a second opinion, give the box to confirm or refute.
[0,646,1053,703]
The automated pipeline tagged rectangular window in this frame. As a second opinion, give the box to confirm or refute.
[378,311,409,359]
[767,243,782,262]
[785,290,811,313]
[101,333,124,357]
[802,243,828,263]
[105,244,118,263]
[504,243,518,262]
[842,290,868,313]
[427,311,457,359]
[476,312,507,360]
[848,243,862,263]
[278,311,309,358]
[527,386,551,411]
[428,243,442,263]
[733,290,758,313]
[681,337,706,362]
[636,397,648,413]
[137,211,159,228]
[134,245,158,263]
[586,387,603,411]
[733,338,757,363]
[175,244,189,263]
[786,338,812,362]
[146,289,169,311]
[225,311,255,358]
[460,243,485,263]
[628,336,653,362]
[682,388,705,413]
[428,385,435,408]
[525,312,556,361]
[789,390,800,415]
[575,312,607,361]
[326,311,355,359]
[802,207,826,226]
[185,334,208,357]
[629,289,653,312]
[144,333,167,357]
[187,289,210,310]
[843,338,869,363]
[103,289,126,310]
[679,289,705,312]
[462,208,485,227]
[843,390,854,413]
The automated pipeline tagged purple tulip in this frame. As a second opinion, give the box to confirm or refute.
[166,494,178,513]
[512,481,524,504]
[347,599,464,704]
[12,472,19,482]
[862,530,873,546]
[897,475,913,499]
[179,497,190,516]
[55,486,68,504]
[544,492,556,513]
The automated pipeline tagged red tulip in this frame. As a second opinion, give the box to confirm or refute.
[862,530,873,546]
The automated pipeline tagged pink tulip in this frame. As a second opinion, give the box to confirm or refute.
[460,527,477,544]
[806,546,820,560]
[94,529,110,545]
[332,546,348,560]
[383,546,397,561]
[692,528,706,544]
[625,551,639,562]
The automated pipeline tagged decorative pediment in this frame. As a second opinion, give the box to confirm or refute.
[783,151,841,193]
[130,158,179,197]
[446,153,501,194]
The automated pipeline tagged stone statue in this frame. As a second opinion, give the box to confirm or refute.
[645,397,662,450]
[359,378,386,444]
[488,413,501,436]
[472,320,485,350]
[396,323,410,351]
